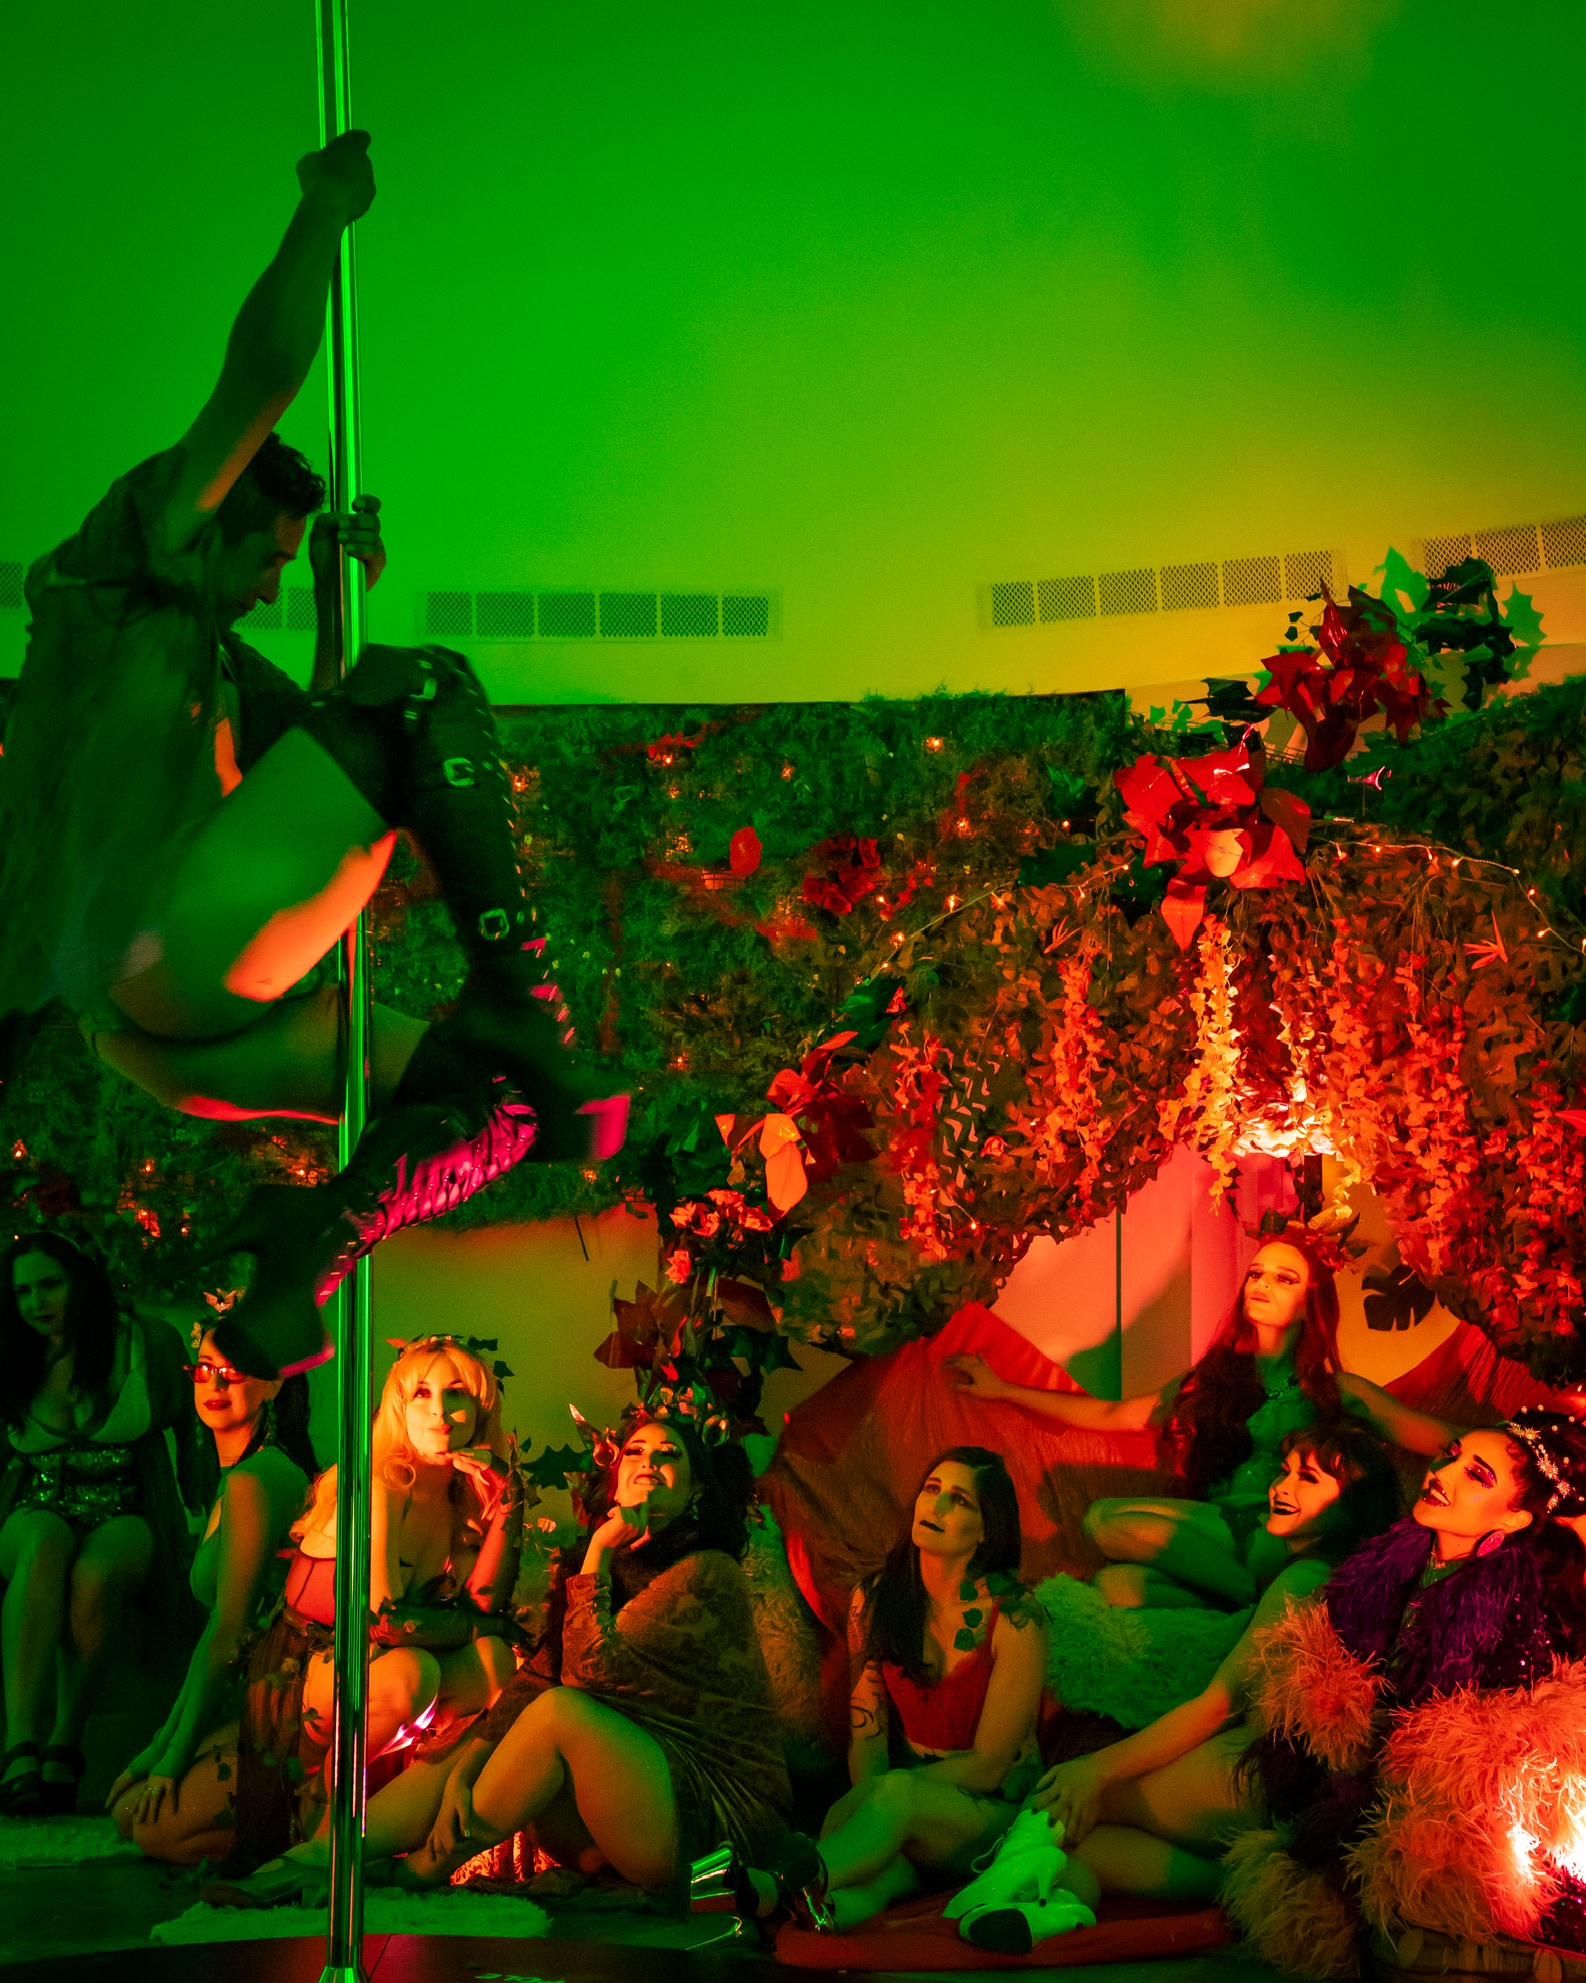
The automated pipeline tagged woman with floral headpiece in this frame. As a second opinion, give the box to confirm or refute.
[207,1382,790,1911]
[0,1232,206,1817]
[950,1224,1459,1610]
[107,1326,317,1862]
[200,1334,521,1880]
[1218,1407,1586,1976]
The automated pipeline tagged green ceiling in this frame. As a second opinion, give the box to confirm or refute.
[2,0,1582,698]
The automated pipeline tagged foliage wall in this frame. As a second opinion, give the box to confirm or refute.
[9,649,1586,1382]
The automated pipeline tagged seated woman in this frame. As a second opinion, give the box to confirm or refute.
[946,1421,1401,1952]
[0,1232,205,1817]
[963,1411,1586,1969]
[209,1334,520,1873]
[207,1394,787,1909]
[108,1332,317,1862]
[697,1446,1054,1937]
[1221,1407,1586,1977]
[950,1223,1454,1610]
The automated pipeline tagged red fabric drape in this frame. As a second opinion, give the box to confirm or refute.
[764,1302,1557,1644]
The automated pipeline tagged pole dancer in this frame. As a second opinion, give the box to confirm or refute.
[0,118,629,1389]
[316,2,374,1971]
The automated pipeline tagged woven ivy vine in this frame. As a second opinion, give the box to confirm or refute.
[7,565,1586,1380]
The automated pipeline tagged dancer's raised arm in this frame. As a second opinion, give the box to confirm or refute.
[157,132,375,552]
[947,1351,1164,1432]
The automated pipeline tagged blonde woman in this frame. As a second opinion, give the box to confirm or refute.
[217,1335,522,1875]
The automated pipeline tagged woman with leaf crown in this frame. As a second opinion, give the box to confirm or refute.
[206,1374,789,1913]
[950,1217,1459,1610]
[197,1334,522,1883]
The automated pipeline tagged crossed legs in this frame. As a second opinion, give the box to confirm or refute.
[812,1769,1015,1930]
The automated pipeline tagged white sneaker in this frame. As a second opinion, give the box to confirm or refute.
[943,1806,1068,1921]
[960,1892,1098,1952]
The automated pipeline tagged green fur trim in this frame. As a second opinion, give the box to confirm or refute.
[1036,1573,1248,1727]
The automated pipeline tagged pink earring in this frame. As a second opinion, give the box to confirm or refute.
[1476,1530,1508,1557]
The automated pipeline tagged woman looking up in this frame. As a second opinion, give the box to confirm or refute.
[0,1233,203,1817]
[207,1396,788,1910]
[696,1447,1054,1938]
[108,1335,316,1863]
[950,1226,1454,1609]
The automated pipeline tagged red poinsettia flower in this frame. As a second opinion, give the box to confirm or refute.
[801,836,884,917]
[1255,586,1439,771]
[1115,737,1309,948]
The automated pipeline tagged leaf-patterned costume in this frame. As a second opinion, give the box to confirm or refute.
[478,1547,792,1884]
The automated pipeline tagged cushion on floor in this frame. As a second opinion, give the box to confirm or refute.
[772,1890,1231,1970]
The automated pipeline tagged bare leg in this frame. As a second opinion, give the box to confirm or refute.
[816,1769,1011,1893]
[0,1512,74,1781]
[1069,1822,1223,1903]
[1083,1498,1254,1608]
[300,1643,442,1776]
[108,730,393,1042]
[431,1635,515,1731]
[1100,1726,1257,1854]
[829,1853,922,1931]
[92,992,427,1123]
[408,1687,677,1892]
[52,1516,154,1763]
[114,1724,239,1867]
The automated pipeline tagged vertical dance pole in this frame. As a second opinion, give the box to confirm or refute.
[315,3,374,1980]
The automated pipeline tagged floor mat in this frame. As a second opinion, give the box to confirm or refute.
[774,1891,1232,1969]
[151,1889,551,1944]
[0,1815,142,1870]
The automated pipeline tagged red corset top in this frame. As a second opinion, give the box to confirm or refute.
[880,1602,999,1753]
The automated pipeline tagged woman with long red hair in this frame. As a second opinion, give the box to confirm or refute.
[949,1222,1454,1609]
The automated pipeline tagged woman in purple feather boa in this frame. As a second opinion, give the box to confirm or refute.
[1223,1406,1586,1976]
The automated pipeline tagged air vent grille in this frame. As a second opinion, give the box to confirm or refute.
[986,547,1339,628]
[1099,567,1157,616]
[1420,512,1586,580]
[420,588,778,641]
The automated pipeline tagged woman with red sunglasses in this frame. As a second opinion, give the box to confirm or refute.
[107,1330,315,1862]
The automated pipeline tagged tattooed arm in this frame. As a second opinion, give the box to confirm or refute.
[846,1583,890,1786]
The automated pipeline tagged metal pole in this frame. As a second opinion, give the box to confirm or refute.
[314,3,374,1978]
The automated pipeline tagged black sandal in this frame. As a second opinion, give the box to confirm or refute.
[39,1745,85,1817]
[0,1742,44,1818]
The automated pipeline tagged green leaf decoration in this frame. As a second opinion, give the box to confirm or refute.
[962,1607,984,1629]
[524,1442,588,1489]
[1016,843,1096,888]
[959,1579,980,1603]
[952,1628,978,1651]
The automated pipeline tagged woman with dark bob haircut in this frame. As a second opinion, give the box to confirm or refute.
[695,1446,1052,1937]
[0,1231,205,1815]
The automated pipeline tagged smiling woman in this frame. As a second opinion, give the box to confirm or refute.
[949,1221,1461,1611]
[108,1332,317,1863]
